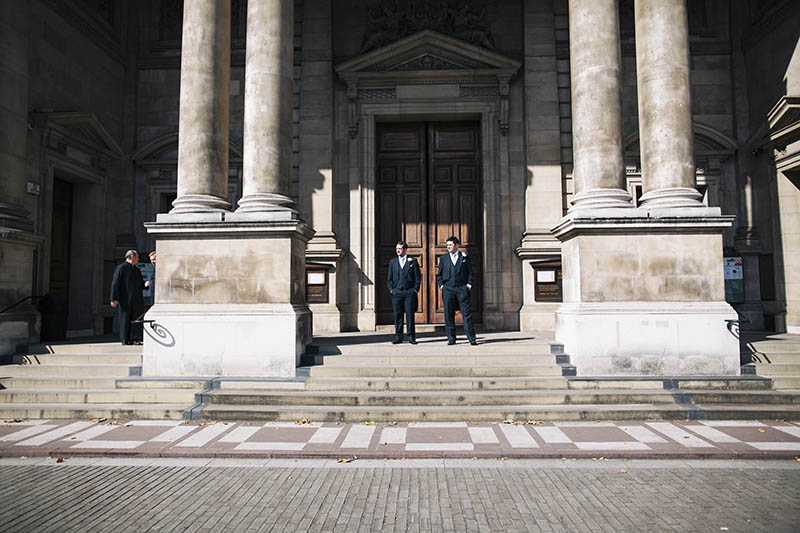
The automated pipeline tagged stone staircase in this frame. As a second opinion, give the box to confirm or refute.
[2,331,799,422]
[742,332,800,390]
[196,331,800,422]
[0,338,200,419]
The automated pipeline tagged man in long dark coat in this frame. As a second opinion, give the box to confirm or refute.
[110,249,150,345]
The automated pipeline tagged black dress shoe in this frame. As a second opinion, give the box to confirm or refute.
[469,340,478,346]
[447,340,455,345]
[391,338,402,344]
[408,339,417,345]
[133,340,143,345]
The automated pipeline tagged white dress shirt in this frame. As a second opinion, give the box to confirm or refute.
[399,255,407,268]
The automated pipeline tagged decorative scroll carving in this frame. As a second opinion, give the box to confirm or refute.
[391,54,465,71]
[360,0,495,54]
[346,80,359,138]
[497,74,511,136]
[358,88,397,99]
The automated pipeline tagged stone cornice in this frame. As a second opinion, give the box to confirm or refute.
[145,218,315,242]
[551,208,735,241]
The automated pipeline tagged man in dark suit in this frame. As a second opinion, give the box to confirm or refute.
[436,236,477,345]
[387,241,421,344]
[110,249,150,345]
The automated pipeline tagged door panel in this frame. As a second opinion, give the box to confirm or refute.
[376,122,481,325]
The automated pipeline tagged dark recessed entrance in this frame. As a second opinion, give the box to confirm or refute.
[375,121,483,325]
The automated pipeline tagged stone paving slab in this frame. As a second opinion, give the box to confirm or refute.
[0,458,797,532]
[1,418,800,459]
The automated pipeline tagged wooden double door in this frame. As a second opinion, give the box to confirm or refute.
[376,122,483,325]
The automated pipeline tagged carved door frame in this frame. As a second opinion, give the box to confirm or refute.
[335,30,521,331]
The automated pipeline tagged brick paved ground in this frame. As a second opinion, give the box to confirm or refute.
[2,419,800,459]
[0,457,797,532]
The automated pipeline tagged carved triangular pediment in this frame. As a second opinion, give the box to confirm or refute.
[35,112,123,158]
[336,29,520,78]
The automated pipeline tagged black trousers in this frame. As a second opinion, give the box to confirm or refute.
[442,285,476,342]
[392,288,417,340]
[118,307,143,344]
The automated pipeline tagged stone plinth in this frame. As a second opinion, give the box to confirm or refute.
[552,208,740,376]
[143,214,313,377]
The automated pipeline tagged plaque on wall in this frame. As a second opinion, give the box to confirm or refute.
[533,261,562,302]
[306,264,330,304]
[724,256,744,304]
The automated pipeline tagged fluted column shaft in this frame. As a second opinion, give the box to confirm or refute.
[173,0,231,213]
[237,0,296,212]
[568,0,632,210]
[635,0,703,207]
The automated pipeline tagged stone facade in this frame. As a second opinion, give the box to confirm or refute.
[0,0,798,376]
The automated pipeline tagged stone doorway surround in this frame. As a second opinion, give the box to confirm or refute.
[31,112,122,338]
[335,30,521,332]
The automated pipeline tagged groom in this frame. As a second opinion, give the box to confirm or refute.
[436,236,477,345]
[387,241,421,344]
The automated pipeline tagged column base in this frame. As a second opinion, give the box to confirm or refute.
[556,302,740,376]
[143,303,311,377]
[170,194,231,213]
[569,188,634,211]
[639,187,704,208]
[236,193,297,213]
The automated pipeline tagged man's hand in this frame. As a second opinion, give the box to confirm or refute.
[110,300,118,308]
[145,281,151,288]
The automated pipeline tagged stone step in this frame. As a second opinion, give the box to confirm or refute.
[770,377,800,390]
[0,388,199,404]
[0,376,120,389]
[754,363,800,376]
[309,365,563,378]
[205,389,799,407]
[27,342,143,355]
[567,378,774,391]
[13,353,142,365]
[0,403,189,420]
[310,342,554,357]
[743,341,800,353]
[0,364,137,377]
[199,403,800,423]
[115,378,212,390]
[315,353,557,366]
[744,353,800,364]
[304,377,569,391]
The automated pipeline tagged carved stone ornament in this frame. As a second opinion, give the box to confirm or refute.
[337,30,520,139]
[360,0,496,54]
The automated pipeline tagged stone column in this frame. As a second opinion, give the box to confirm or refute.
[172,0,231,213]
[0,3,43,357]
[568,0,632,210]
[634,0,703,208]
[236,0,296,214]
[0,1,33,230]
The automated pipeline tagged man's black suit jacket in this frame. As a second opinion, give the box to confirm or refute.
[436,252,473,289]
[388,256,421,294]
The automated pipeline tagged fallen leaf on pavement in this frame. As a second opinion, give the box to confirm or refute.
[502,419,514,424]
[757,429,766,433]
[55,456,67,463]
[105,421,120,426]
[91,417,107,423]
[295,418,311,425]
[337,456,358,463]
[4,419,25,423]
[389,422,399,426]
[362,421,376,426]
[620,469,628,473]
